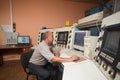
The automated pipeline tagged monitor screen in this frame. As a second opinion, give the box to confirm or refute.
[101,23,120,56]
[103,31,120,55]
[17,36,30,45]
[74,32,85,47]
[57,31,68,44]
[73,31,90,51]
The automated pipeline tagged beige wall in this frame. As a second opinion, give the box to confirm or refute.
[0,0,98,45]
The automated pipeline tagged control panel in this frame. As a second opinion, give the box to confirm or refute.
[94,11,120,80]
[53,27,75,50]
[37,27,75,50]
[37,11,120,80]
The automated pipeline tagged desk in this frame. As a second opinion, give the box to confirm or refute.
[60,50,108,80]
[0,45,32,65]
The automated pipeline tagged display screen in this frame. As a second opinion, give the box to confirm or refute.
[73,31,90,51]
[99,23,120,71]
[74,32,85,47]
[57,31,68,44]
[17,36,30,45]
[103,31,120,55]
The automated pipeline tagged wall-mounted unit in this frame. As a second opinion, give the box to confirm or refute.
[78,11,103,26]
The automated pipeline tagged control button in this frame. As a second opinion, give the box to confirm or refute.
[70,30,72,33]
[69,35,71,38]
[116,62,120,70]
[102,62,107,71]
[100,52,106,58]
[105,55,114,63]
[98,59,102,65]
[108,68,116,79]
[95,47,101,51]
[94,56,99,62]
[68,40,71,43]
[98,37,103,41]
[101,26,106,30]
[108,70,112,74]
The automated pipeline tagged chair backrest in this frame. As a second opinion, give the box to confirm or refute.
[20,51,33,73]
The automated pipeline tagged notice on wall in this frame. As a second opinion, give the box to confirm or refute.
[1,25,13,32]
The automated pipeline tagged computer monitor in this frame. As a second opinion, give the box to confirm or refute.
[99,23,120,68]
[57,31,69,45]
[17,36,30,46]
[102,31,120,55]
[101,24,120,62]
[73,31,90,51]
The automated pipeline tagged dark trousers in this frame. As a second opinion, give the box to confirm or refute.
[28,62,59,80]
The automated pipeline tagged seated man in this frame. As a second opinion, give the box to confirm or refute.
[28,31,79,80]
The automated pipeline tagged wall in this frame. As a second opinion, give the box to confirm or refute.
[0,0,10,24]
[0,32,6,45]
[0,0,98,45]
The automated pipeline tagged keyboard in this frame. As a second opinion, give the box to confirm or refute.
[60,53,87,66]
[60,53,70,58]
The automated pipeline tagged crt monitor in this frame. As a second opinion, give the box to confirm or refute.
[103,31,120,55]
[99,23,120,70]
[57,31,68,45]
[17,36,30,45]
[100,24,120,63]
[73,31,90,51]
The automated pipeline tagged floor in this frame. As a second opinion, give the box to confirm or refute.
[0,60,36,80]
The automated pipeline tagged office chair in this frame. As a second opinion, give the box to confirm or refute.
[20,51,39,80]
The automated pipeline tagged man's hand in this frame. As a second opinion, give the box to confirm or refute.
[71,55,80,61]
[52,55,80,63]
